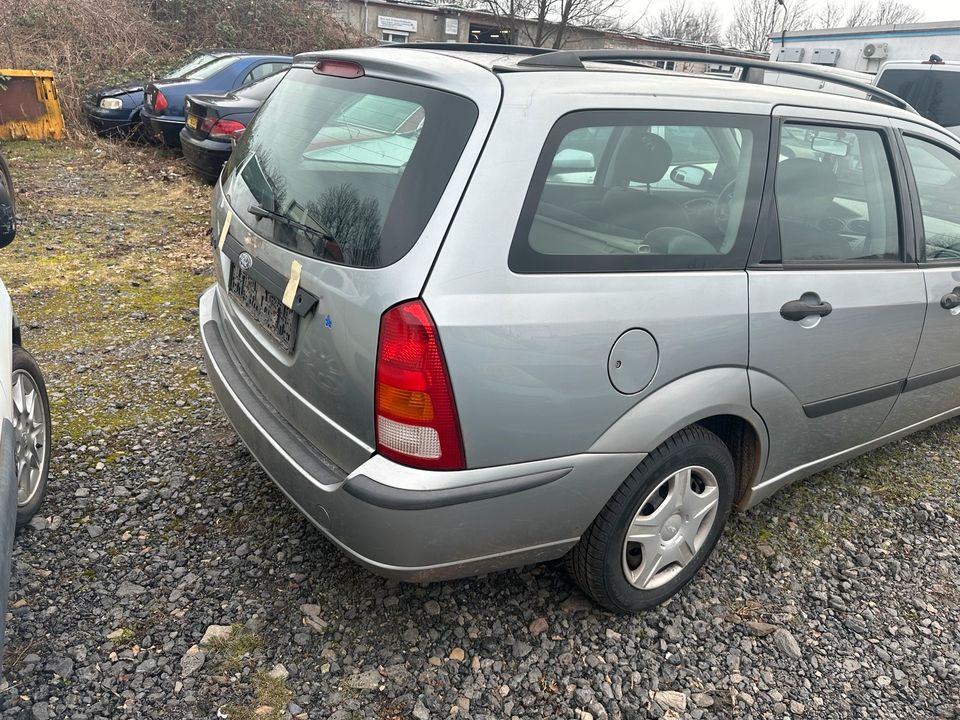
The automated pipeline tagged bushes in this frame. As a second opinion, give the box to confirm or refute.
[0,0,369,132]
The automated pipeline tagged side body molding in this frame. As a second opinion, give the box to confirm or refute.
[589,367,768,486]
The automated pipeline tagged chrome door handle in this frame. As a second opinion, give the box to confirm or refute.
[780,298,833,322]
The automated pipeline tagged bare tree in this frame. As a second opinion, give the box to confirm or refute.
[870,1,923,25]
[727,0,811,52]
[476,0,626,48]
[842,0,922,26]
[813,0,846,28]
[843,0,873,26]
[649,1,722,42]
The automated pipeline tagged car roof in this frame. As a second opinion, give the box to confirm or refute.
[879,60,960,69]
[301,46,942,134]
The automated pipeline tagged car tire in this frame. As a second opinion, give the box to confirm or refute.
[567,425,735,613]
[12,346,51,527]
[0,153,14,215]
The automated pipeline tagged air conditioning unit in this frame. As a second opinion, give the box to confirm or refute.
[863,42,888,59]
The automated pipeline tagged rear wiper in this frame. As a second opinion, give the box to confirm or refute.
[248,204,335,244]
[248,204,344,263]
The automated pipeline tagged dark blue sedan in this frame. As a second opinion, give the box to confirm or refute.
[82,49,241,137]
[142,53,292,147]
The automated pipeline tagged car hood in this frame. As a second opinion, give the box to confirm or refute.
[88,79,146,99]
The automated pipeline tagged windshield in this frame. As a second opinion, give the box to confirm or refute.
[185,56,238,81]
[164,52,218,80]
[223,68,478,267]
[236,71,285,102]
[876,68,960,127]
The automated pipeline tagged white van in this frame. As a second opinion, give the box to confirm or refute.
[875,57,960,136]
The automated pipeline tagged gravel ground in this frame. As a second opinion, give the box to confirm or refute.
[0,139,957,720]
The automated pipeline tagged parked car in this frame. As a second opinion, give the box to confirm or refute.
[0,150,52,662]
[142,54,292,147]
[875,56,960,136]
[180,71,285,182]
[200,46,960,612]
[81,49,243,137]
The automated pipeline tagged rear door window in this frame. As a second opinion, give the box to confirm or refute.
[876,68,960,127]
[510,111,769,272]
[774,123,901,263]
[902,135,960,261]
[223,68,478,268]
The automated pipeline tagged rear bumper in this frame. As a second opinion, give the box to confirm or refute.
[142,114,184,146]
[179,129,230,181]
[199,285,640,581]
[0,418,17,666]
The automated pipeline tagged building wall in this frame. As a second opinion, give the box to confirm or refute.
[771,25,960,74]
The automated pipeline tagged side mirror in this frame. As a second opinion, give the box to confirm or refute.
[669,164,713,189]
[0,183,14,249]
[550,148,596,174]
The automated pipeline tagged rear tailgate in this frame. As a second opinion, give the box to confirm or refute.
[211,48,502,473]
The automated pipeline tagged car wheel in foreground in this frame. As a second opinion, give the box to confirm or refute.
[568,425,735,612]
[12,346,51,526]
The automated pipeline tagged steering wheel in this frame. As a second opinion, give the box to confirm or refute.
[714,180,738,251]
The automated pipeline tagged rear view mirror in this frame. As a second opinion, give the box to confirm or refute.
[550,148,596,174]
[0,183,14,249]
[670,164,713,189]
[811,136,850,157]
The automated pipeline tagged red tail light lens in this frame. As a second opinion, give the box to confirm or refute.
[154,90,168,112]
[208,119,246,140]
[375,300,464,470]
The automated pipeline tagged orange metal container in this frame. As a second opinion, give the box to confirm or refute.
[0,70,65,141]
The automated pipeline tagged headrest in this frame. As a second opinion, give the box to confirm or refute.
[610,130,673,185]
[776,158,837,199]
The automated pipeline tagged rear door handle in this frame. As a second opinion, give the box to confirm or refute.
[780,298,833,322]
[940,287,960,309]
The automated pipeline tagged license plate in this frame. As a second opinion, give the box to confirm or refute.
[186,114,199,130]
[228,263,299,353]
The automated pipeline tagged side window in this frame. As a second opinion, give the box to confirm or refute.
[510,112,767,273]
[244,63,288,86]
[775,123,900,263]
[902,135,960,261]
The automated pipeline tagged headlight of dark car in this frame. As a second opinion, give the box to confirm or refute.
[99,98,124,110]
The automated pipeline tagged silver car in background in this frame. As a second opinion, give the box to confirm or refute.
[200,46,960,611]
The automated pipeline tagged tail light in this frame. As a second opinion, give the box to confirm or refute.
[206,119,246,140]
[375,300,464,470]
[153,90,168,113]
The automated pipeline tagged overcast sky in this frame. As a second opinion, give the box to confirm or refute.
[625,0,959,32]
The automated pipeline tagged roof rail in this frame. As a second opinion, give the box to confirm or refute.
[395,42,556,56]
[516,49,915,112]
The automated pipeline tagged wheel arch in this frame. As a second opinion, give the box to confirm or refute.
[589,367,768,506]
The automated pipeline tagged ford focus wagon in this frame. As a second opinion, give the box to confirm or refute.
[200,45,960,611]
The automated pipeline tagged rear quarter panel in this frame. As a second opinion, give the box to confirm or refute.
[424,73,767,468]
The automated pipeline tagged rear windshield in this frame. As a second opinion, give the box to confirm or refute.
[164,52,218,80]
[186,56,238,81]
[222,67,478,267]
[236,71,285,102]
[876,68,960,127]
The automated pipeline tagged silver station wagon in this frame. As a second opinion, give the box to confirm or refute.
[200,45,960,612]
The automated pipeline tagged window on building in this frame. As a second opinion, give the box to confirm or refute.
[382,32,408,44]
